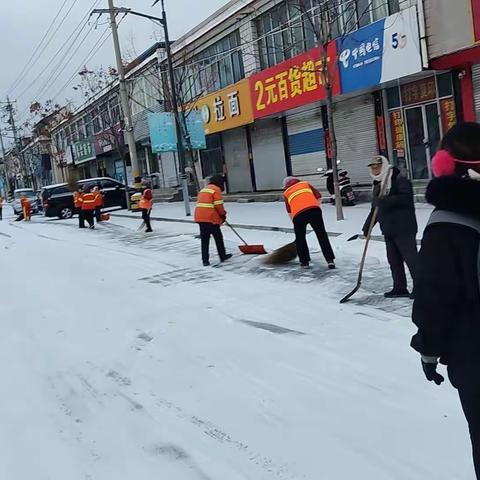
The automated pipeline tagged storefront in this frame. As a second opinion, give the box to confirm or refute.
[72,138,96,179]
[385,73,457,180]
[194,79,254,193]
[249,43,339,190]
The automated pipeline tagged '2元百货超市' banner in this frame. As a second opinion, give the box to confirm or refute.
[249,43,340,119]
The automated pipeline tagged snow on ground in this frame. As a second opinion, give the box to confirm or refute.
[0,203,474,480]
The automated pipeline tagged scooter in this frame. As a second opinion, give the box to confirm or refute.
[318,167,356,206]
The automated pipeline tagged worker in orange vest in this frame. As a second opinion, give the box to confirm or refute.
[194,174,232,266]
[0,195,3,221]
[81,186,97,229]
[283,176,335,270]
[139,188,153,232]
[73,186,84,228]
[21,194,32,221]
[93,186,104,223]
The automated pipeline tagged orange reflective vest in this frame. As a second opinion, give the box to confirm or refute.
[94,191,104,208]
[284,181,320,218]
[139,196,153,210]
[81,192,97,211]
[194,184,226,225]
[73,191,82,208]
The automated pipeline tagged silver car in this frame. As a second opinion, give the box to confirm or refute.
[13,189,40,215]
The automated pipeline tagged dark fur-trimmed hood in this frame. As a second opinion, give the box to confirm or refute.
[426,176,480,217]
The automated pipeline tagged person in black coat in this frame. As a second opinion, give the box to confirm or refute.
[362,155,418,297]
[411,122,480,479]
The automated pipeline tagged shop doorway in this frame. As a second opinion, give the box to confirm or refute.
[404,102,441,180]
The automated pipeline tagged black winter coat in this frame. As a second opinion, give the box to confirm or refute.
[363,168,417,237]
[411,176,480,386]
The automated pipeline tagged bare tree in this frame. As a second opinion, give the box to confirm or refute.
[291,0,377,220]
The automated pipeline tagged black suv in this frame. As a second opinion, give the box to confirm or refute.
[42,177,136,219]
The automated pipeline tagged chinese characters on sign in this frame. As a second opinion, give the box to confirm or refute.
[249,44,340,119]
[390,110,406,157]
[401,77,437,106]
[73,139,96,165]
[193,79,253,134]
[339,37,381,69]
[440,98,457,134]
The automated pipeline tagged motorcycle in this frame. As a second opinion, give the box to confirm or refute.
[318,167,356,206]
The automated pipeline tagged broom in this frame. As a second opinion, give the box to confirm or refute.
[262,241,297,265]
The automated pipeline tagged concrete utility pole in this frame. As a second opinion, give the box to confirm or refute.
[159,0,190,216]
[4,98,30,188]
[92,2,191,216]
[106,0,141,189]
[0,128,8,198]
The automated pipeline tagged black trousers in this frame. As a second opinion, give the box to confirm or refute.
[78,210,85,228]
[293,208,335,264]
[83,210,94,228]
[95,207,102,222]
[198,222,226,263]
[384,234,418,291]
[0,207,2,220]
[141,209,152,232]
[449,365,480,479]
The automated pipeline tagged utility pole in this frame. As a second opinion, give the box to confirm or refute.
[92,2,191,216]
[159,0,190,216]
[4,98,30,188]
[0,128,8,198]
[106,0,141,190]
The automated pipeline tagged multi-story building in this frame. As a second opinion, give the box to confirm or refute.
[47,0,474,193]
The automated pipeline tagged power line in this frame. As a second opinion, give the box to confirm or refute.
[6,0,70,95]
[17,0,101,102]
[8,0,81,96]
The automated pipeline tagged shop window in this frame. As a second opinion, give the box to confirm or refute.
[387,86,401,109]
[437,73,453,98]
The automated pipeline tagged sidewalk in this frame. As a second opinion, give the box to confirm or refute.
[112,201,433,240]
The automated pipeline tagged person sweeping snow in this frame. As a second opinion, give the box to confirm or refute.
[194,175,232,266]
[362,156,418,298]
[282,177,335,270]
[411,122,480,479]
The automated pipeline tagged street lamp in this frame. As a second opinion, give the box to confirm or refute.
[92,1,191,216]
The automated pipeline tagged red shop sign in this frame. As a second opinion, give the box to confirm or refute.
[439,97,457,134]
[249,43,340,119]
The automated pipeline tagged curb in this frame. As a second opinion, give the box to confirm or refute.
[109,212,386,240]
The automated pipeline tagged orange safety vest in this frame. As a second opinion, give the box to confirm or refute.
[73,191,82,208]
[94,191,104,208]
[284,181,319,218]
[139,196,153,210]
[81,192,97,211]
[194,184,226,225]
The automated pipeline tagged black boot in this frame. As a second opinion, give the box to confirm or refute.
[384,289,410,298]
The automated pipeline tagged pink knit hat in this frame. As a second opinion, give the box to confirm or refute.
[431,149,480,177]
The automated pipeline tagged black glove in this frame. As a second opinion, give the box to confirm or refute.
[421,360,445,385]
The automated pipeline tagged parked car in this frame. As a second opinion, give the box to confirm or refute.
[42,177,136,219]
[13,188,41,215]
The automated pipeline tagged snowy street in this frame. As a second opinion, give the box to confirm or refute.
[0,203,474,480]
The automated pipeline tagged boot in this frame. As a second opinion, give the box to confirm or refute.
[384,289,410,298]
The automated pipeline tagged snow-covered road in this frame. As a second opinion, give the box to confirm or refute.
[0,208,474,479]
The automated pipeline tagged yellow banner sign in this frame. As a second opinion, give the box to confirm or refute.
[192,79,253,135]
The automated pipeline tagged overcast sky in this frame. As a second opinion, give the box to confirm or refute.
[0,0,227,139]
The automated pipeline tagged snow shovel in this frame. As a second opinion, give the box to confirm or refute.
[225,221,267,255]
[340,167,392,304]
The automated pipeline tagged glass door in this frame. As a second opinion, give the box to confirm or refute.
[405,102,441,180]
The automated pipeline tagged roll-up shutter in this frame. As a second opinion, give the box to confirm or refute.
[473,64,480,122]
[250,118,287,191]
[223,128,253,193]
[286,105,326,180]
[334,94,378,186]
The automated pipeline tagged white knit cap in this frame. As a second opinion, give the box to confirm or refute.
[282,176,298,188]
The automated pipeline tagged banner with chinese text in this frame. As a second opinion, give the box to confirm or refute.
[338,6,422,94]
[73,139,96,165]
[249,43,340,119]
[192,79,253,134]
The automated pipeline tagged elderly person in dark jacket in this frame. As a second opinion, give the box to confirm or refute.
[411,122,480,478]
[362,155,418,298]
